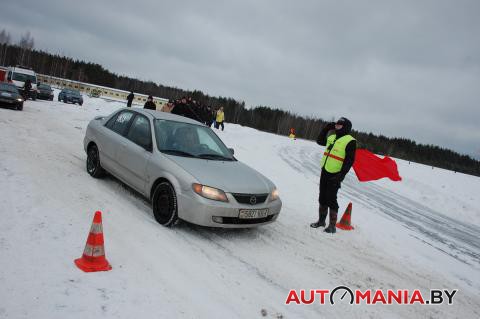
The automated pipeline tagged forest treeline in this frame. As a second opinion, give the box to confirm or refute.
[1,39,479,177]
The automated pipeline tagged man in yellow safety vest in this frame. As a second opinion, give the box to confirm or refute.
[310,117,356,233]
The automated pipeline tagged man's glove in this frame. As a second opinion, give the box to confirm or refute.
[325,122,336,130]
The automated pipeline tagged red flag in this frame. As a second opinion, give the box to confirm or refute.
[353,149,402,182]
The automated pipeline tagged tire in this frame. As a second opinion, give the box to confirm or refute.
[152,181,178,226]
[16,103,23,111]
[63,98,68,103]
[86,144,105,178]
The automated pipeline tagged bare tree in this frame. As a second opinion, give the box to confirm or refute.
[0,29,12,66]
[18,31,35,65]
[0,29,11,44]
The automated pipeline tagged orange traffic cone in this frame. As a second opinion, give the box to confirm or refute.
[336,202,354,230]
[74,211,112,272]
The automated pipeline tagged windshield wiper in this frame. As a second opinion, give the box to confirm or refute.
[197,153,234,161]
[161,149,197,158]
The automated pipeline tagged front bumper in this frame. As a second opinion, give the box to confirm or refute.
[0,97,22,106]
[177,191,282,228]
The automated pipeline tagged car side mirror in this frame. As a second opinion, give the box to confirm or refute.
[228,148,234,155]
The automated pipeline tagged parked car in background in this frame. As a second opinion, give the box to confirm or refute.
[36,83,54,100]
[84,108,282,228]
[0,83,24,111]
[5,66,37,100]
[58,89,83,105]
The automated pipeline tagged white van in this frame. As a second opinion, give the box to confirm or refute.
[6,66,38,100]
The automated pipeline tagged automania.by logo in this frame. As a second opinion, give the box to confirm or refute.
[285,286,458,305]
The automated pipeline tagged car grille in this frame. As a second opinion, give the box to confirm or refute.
[221,215,275,225]
[232,193,268,205]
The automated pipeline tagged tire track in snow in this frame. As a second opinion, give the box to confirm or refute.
[278,145,480,270]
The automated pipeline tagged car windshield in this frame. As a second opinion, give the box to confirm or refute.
[38,84,51,90]
[68,90,81,96]
[12,73,37,84]
[154,119,235,161]
[0,83,19,93]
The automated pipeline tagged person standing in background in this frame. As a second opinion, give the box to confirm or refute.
[143,95,156,110]
[215,106,225,131]
[126,91,134,107]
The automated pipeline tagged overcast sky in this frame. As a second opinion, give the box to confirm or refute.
[2,0,479,158]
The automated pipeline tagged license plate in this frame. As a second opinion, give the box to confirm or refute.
[239,208,269,219]
[1,92,12,97]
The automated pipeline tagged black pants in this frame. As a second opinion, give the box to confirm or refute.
[319,169,341,210]
[215,121,224,130]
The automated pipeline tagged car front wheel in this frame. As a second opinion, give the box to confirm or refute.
[152,181,178,226]
[86,144,105,178]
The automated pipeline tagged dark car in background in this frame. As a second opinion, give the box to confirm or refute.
[58,89,83,105]
[0,83,24,111]
[37,83,54,100]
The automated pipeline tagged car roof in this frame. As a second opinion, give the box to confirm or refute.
[123,108,205,126]
[10,67,36,75]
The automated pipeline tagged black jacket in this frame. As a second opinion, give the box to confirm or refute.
[171,103,203,123]
[127,93,134,102]
[317,121,356,180]
[144,101,156,110]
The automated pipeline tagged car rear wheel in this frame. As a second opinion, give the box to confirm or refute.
[86,144,105,178]
[152,181,178,226]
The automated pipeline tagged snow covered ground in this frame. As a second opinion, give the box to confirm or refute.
[0,93,479,318]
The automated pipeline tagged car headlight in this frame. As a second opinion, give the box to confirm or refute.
[192,183,228,202]
[269,188,280,202]
[17,98,23,102]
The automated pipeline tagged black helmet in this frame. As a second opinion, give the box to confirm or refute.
[335,117,352,136]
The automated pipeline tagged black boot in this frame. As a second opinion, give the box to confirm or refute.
[324,209,338,233]
[310,206,328,228]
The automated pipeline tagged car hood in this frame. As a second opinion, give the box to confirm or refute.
[165,156,274,194]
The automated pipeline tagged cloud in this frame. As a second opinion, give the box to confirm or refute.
[2,0,479,157]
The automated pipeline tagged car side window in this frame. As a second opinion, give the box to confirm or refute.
[126,115,152,150]
[7,72,12,81]
[105,112,120,129]
[107,111,134,136]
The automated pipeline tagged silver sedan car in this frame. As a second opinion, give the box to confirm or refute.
[84,108,282,227]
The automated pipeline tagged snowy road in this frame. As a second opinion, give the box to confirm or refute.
[1,96,479,318]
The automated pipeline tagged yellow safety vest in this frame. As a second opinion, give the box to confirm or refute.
[320,134,355,173]
[216,111,224,122]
